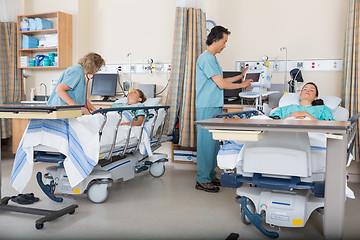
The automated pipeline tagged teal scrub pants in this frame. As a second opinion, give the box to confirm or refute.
[196,107,222,183]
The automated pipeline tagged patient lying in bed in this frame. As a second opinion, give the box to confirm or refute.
[270,82,334,121]
[110,89,147,126]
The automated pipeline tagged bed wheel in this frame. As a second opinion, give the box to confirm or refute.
[149,162,165,178]
[87,181,109,204]
[35,223,44,230]
[240,197,256,225]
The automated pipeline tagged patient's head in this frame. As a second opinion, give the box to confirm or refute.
[300,82,324,106]
[127,89,147,104]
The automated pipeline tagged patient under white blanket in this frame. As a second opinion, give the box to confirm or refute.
[10,112,154,192]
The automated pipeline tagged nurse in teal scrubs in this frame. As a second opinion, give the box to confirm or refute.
[47,52,105,114]
[195,26,253,193]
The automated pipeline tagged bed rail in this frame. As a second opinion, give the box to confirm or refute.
[92,106,170,164]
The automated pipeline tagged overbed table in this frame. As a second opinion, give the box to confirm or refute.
[195,118,353,239]
[0,104,82,229]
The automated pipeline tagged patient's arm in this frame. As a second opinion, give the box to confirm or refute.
[284,111,317,120]
[120,116,145,126]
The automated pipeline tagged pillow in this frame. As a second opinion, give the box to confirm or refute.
[114,97,161,106]
[318,95,342,110]
[278,93,300,107]
[143,97,161,106]
[278,93,341,110]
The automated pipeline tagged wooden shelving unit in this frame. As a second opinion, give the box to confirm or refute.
[17,11,72,69]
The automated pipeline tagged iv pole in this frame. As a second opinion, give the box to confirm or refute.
[280,47,288,93]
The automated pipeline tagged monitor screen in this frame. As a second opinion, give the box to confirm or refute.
[91,73,117,101]
[244,72,261,82]
[223,71,242,104]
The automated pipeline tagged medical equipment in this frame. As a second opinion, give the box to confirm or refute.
[195,97,360,239]
[91,73,118,101]
[223,71,243,104]
[239,65,275,110]
[289,68,304,93]
[0,104,81,230]
[15,104,170,204]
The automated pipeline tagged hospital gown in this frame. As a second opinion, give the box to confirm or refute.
[270,104,335,121]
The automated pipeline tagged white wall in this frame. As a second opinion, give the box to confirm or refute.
[203,0,347,97]
[23,0,347,98]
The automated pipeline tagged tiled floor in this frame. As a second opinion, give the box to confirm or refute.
[1,145,360,239]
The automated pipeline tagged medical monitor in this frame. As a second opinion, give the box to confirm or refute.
[244,72,261,82]
[223,71,243,104]
[91,73,117,101]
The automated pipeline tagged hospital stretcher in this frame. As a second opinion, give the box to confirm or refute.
[0,104,82,230]
[30,105,170,204]
[195,110,360,239]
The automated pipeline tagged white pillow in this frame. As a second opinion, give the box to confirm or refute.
[144,97,161,106]
[278,93,341,110]
[114,97,161,106]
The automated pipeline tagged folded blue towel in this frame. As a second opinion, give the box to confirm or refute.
[22,35,38,49]
[35,18,53,30]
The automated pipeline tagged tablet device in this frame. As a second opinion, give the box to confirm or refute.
[244,72,261,82]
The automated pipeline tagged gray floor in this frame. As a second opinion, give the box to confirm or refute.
[1,146,360,239]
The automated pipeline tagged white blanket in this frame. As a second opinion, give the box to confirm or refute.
[10,112,154,192]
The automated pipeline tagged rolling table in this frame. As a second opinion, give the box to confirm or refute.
[0,104,83,229]
[195,117,357,239]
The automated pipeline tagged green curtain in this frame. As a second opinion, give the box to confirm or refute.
[0,22,24,139]
[165,7,206,147]
[341,0,360,161]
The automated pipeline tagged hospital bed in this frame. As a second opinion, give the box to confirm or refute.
[11,103,170,205]
[195,93,360,239]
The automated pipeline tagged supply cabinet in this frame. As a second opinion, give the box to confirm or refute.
[17,11,72,69]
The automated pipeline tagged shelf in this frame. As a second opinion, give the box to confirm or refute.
[19,28,57,35]
[20,66,60,70]
[19,47,57,52]
[17,11,72,69]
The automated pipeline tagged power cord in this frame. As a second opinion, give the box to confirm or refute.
[155,78,170,96]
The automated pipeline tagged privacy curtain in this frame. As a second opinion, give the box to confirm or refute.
[341,0,360,161]
[165,6,206,148]
[0,22,23,138]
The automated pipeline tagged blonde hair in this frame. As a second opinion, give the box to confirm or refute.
[78,52,105,74]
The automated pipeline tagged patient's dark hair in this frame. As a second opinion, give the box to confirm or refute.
[135,89,147,103]
[302,82,324,106]
[206,26,231,46]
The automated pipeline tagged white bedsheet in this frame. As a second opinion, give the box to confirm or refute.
[10,111,155,192]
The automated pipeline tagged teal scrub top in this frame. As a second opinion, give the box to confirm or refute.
[270,104,335,121]
[196,50,223,108]
[47,64,86,106]
[110,102,146,120]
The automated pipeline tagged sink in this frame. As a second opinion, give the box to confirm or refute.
[20,100,47,105]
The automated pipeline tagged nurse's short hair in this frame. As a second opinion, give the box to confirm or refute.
[78,52,105,75]
[206,26,231,46]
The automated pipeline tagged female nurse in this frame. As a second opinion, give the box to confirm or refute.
[195,26,253,193]
[47,52,105,114]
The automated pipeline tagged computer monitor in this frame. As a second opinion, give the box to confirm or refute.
[91,73,117,101]
[223,71,242,104]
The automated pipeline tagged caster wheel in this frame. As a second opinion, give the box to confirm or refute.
[87,181,109,204]
[149,162,165,178]
[240,197,256,225]
[35,223,44,230]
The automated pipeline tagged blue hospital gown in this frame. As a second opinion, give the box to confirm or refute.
[270,104,335,121]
